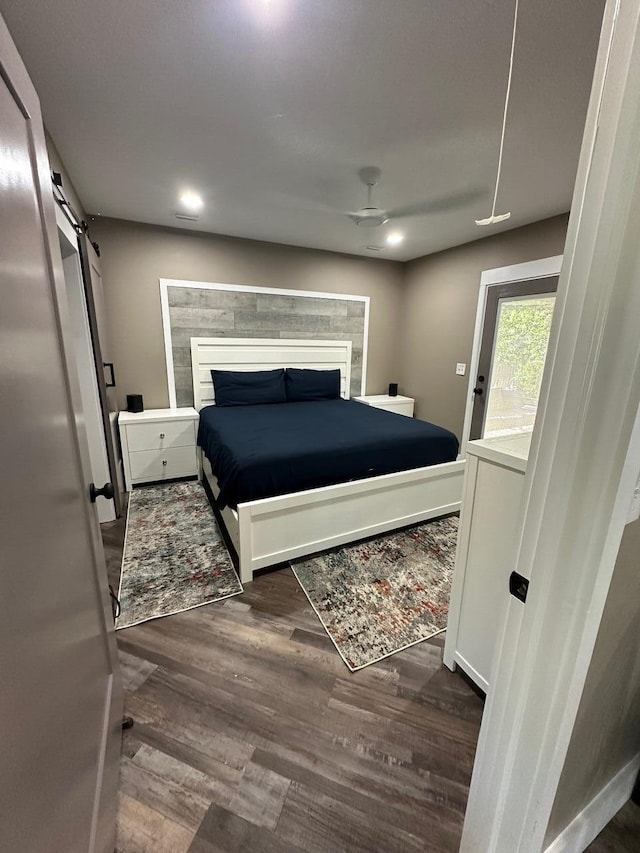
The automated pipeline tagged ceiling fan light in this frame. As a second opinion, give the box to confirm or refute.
[354,210,389,227]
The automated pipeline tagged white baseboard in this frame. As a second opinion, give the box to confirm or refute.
[544,752,640,853]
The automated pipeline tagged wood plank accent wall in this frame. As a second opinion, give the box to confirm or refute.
[165,284,367,406]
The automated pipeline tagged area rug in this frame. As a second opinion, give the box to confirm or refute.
[116,481,242,630]
[291,516,458,671]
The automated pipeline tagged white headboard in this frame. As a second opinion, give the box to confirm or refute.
[190,337,353,411]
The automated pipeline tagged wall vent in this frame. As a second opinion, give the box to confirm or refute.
[366,245,384,251]
[175,212,199,222]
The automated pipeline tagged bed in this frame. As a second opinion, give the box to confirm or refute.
[191,337,465,583]
[198,399,459,509]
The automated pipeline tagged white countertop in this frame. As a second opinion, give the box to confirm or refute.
[466,432,532,472]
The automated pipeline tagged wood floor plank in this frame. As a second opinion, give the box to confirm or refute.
[124,681,255,773]
[116,792,194,853]
[120,743,237,831]
[189,802,299,853]
[128,721,247,794]
[120,634,336,723]
[275,782,429,853]
[586,800,640,852]
[121,731,144,760]
[119,649,158,694]
[252,745,464,851]
[228,761,291,830]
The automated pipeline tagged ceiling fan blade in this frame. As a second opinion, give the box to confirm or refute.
[268,190,342,215]
[387,187,487,219]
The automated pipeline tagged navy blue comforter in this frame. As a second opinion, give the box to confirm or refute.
[198,399,458,509]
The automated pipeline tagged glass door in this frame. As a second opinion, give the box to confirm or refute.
[469,277,558,441]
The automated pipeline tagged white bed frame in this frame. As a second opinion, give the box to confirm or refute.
[191,336,465,583]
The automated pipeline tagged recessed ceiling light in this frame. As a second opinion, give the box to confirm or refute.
[179,190,204,212]
[386,232,404,246]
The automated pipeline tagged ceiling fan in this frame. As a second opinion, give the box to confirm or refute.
[347,166,485,228]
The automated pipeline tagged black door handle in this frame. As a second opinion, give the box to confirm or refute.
[509,571,529,603]
[104,362,116,388]
[473,387,483,395]
[90,482,114,503]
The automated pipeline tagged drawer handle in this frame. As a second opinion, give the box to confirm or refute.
[160,432,165,439]
[162,459,167,466]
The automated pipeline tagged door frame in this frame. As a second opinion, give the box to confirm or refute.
[459,254,563,458]
[461,1,640,850]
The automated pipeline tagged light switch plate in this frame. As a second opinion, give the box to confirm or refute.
[456,363,467,376]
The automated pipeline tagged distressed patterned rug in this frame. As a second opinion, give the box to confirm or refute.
[291,516,458,671]
[116,481,242,630]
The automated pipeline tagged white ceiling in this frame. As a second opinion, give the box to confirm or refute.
[1,0,604,261]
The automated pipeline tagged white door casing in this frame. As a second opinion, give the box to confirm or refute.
[461,2,640,851]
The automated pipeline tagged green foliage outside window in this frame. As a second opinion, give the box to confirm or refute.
[493,298,555,398]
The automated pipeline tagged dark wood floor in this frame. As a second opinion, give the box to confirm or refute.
[102,510,483,852]
[587,800,640,852]
[101,511,640,853]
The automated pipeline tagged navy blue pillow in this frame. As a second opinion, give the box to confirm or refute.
[285,368,341,402]
[212,369,286,407]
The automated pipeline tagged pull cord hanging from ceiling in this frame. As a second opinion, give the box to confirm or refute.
[476,0,519,226]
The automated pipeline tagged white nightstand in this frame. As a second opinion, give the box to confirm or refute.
[353,394,415,417]
[119,407,199,490]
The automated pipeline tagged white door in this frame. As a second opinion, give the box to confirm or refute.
[58,210,116,523]
[80,235,126,516]
[0,12,122,853]
[461,1,640,849]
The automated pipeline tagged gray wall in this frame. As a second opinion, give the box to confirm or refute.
[89,217,405,410]
[167,285,366,405]
[399,214,569,438]
[93,214,568,419]
[545,517,640,844]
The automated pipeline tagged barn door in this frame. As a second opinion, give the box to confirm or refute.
[79,234,125,517]
[0,12,122,853]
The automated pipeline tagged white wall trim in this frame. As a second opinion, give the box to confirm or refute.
[159,277,371,302]
[543,754,640,853]
[159,280,177,407]
[459,254,563,458]
[159,278,370,407]
[361,296,370,396]
[479,255,564,288]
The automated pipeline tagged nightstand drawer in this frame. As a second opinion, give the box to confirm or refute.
[354,394,415,417]
[126,419,196,452]
[375,400,414,417]
[129,445,197,483]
